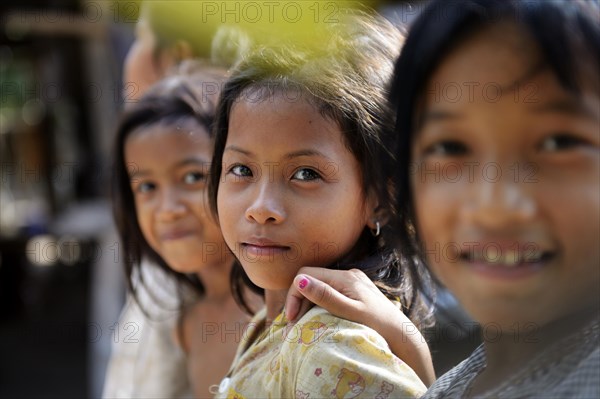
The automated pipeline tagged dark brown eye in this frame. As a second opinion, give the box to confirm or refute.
[293,168,321,181]
[540,134,589,152]
[136,181,156,194]
[183,171,205,184]
[230,164,253,177]
[424,140,468,156]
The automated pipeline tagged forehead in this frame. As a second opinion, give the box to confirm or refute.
[229,90,339,136]
[429,21,542,96]
[126,119,211,155]
[226,92,355,160]
[420,20,600,120]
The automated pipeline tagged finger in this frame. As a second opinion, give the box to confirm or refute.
[291,273,361,320]
[284,281,304,321]
[284,267,344,321]
[295,295,314,321]
[294,267,366,292]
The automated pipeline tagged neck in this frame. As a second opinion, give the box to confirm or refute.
[264,289,287,323]
[195,261,233,303]
[473,306,599,394]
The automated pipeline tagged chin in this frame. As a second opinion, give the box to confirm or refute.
[166,261,200,275]
[246,274,291,291]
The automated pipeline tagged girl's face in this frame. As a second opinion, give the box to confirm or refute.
[125,119,231,273]
[411,23,600,328]
[123,13,174,100]
[217,93,376,290]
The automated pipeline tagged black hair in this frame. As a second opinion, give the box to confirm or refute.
[112,67,227,314]
[389,0,600,287]
[207,12,433,327]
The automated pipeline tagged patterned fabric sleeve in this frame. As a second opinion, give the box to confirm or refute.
[287,314,426,399]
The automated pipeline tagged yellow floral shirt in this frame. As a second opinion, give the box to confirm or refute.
[214,306,426,399]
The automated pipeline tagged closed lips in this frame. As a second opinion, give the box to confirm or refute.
[241,239,292,256]
[159,229,195,240]
[242,237,291,249]
[242,242,291,250]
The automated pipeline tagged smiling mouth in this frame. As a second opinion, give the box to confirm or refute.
[460,249,555,267]
[160,231,195,241]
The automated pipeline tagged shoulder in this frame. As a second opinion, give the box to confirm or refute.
[289,306,370,338]
[511,318,600,397]
[286,307,427,399]
[281,306,394,361]
[103,297,191,399]
[290,306,387,339]
[570,345,600,393]
[421,344,485,399]
[547,329,600,397]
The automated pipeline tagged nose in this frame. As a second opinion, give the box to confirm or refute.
[156,187,186,221]
[462,170,537,230]
[245,182,286,225]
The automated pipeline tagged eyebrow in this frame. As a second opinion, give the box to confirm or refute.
[420,97,598,126]
[129,157,209,178]
[530,98,598,120]
[174,157,211,168]
[224,146,334,162]
[420,109,464,125]
[283,149,333,161]
[224,145,252,156]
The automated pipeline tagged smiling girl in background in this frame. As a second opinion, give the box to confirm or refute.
[107,68,262,398]
[285,0,600,397]
[104,2,251,396]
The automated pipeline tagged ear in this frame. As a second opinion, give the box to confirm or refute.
[364,191,389,231]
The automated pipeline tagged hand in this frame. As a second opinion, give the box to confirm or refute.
[285,267,436,386]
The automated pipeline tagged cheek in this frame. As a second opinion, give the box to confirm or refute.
[551,185,600,265]
[216,187,236,240]
[412,178,459,281]
[309,191,368,258]
[412,179,441,242]
[203,221,225,246]
[134,202,156,247]
[196,199,224,242]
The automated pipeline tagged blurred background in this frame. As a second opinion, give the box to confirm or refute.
[1,1,134,397]
[0,1,479,397]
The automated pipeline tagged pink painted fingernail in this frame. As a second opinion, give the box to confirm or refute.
[298,276,309,290]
